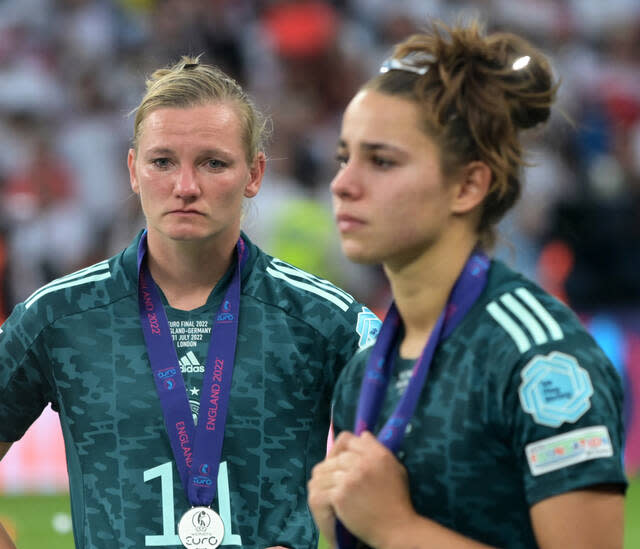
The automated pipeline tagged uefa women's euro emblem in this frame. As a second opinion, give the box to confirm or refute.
[518,352,594,427]
[356,307,382,348]
[178,506,225,548]
[216,300,235,323]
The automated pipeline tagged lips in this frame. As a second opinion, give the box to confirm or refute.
[335,213,365,232]
[168,209,203,216]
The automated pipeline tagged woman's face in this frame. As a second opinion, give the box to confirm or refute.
[128,102,264,248]
[331,90,461,268]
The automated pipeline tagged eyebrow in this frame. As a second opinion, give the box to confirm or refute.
[144,147,233,158]
[337,139,405,154]
[145,147,174,156]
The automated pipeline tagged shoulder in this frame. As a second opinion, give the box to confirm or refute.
[3,234,139,339]
[475,260,623,428]
[475,260,600,360]
[338,344,374,382]
[459,260,623,416]
[243,242,381,348]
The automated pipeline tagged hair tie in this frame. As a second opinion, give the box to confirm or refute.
[379,51,435,76]
[511,55,530,71]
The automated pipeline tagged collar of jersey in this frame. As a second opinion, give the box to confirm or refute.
[123,229,257,299]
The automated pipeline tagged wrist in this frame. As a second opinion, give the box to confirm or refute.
[374,510,424,549]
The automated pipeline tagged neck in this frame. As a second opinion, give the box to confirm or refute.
[145,231,238,311]
[384,229,479,359]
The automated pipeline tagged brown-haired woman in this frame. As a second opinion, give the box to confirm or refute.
[308,21,626,549]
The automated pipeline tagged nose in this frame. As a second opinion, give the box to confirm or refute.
[330,160,362,201]
[174,166,201,199]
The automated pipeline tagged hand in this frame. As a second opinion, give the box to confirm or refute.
[308,447,339,547]
[308,431,417,549]
[0,522,16,549]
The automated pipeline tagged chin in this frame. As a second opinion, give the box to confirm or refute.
[166,230,205,241]
[341,241,382,265]
[159,227,213,243]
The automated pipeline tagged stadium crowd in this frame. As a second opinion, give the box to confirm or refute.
[0,0,639,309]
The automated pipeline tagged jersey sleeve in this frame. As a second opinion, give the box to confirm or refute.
[335,301,381,370]
[0,302,56,442]
[499,323,627,506]
[251,250,381,389]
[331,346,372,436]
[300,290,381,392]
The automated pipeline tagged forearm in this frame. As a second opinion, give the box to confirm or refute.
[372,513,495,549]
[0,522,16,549]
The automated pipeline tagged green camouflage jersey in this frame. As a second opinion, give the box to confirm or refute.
[0,231,381,549]
[332,259,626,548]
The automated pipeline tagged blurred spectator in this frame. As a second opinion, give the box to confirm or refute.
[57,69,131,250]
[55,0,120,66]
[541,169,640,311]
[1,131,91,302]
[3,134,73,210]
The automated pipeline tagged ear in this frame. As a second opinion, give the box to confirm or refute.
[450,161,491,214]
[127,148,140,194]
[244,151,266,198]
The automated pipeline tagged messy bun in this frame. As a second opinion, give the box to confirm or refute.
[366,20,557,249]
[483,33,554,130]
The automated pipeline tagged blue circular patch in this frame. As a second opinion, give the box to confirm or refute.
[518,352,594,427]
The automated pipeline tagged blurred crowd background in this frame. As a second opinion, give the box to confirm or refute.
[0,0,638,473]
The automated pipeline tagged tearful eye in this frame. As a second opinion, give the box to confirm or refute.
[335,153,348,169]
[372,156,395,169]
[207,159,226,169]
[152,158,171,169]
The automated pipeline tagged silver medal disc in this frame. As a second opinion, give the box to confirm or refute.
[178,507,225,549]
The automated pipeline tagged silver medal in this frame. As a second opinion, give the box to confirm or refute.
[178,507,225,549]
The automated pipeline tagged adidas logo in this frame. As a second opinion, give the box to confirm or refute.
[180,351,205,373]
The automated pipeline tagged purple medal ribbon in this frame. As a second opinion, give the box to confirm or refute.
[336,251,490,549]
[137,231,247,506]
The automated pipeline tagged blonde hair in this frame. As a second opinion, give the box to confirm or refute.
[131,55,268,163]
[366,20,558,249]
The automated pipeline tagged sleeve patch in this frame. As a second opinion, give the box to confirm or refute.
[518,352,594,427]
[525,425,613,476]
[356,307,381,349]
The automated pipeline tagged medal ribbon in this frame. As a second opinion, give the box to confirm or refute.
[137,231,247,506]
[336,251,490,549]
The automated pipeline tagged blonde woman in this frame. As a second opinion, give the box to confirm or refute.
[0,57,380,549]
